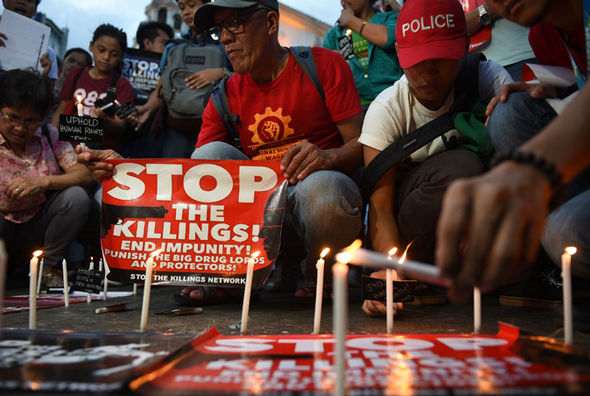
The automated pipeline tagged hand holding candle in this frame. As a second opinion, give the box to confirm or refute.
[313,247,330,334]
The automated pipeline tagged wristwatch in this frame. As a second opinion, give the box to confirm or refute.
[478,4,492,26]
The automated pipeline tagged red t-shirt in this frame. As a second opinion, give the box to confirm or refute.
[60,66,135,116]
[529,20,586,76]
[197,47,362,160]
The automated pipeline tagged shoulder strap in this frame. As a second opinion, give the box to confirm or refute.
[105,73,120,104]
[361,54,485,203]
[289,46,325,102]
[41,123,60,162]
[70,66,86,97]
[211,77,242,150]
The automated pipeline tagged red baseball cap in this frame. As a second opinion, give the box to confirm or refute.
[395,0,467,69]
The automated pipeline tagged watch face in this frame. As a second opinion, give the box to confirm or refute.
[481,13,492,26]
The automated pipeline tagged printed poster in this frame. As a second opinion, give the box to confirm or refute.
[101,159,288,288]
[122,48,162,94]
[130,324,590,395]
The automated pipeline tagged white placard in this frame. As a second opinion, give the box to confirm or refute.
[0,9,50,72]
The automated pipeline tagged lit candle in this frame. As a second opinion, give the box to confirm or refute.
[100,258,107,301]
[386,247,398,335]
[87,257,94,304]
[333,251,349,396]
[140,249,162,332]
[473,287,481,334]
[29,250,43,329]
[240,251,260,334]
[36,257,44,295]
[0,240,7,329]
[62,259,69,308]
[76,94,84,117]
[313,247,330,334]
[562,246,577,345]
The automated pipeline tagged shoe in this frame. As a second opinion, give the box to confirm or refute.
[407,282,447,305]
[498,270,562,310]
[39,266,64,293]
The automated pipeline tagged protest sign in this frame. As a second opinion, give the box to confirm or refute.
[101,159,288,288]
[122,49,162,94]
[130,324,590,394]
[460,0,492,52]
[0,10,50,73]
[0,329,192,392]
[72,269,103,294]
[59,115,104,144]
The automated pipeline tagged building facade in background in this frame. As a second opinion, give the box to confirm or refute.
[33,12,69,60]
[144,0,329,46]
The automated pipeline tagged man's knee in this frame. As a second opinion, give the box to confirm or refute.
[59,186,90,217]
[190,142,248,160]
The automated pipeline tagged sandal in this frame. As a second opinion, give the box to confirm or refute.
[173,286,257,307]
[361,275,417,303]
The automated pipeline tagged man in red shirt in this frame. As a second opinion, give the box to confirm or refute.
[185,0,364,302]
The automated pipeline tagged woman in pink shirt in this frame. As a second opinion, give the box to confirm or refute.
[0,69,93,282]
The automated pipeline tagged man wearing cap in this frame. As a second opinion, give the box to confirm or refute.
[182,0,364,303]
[359,0,511,316]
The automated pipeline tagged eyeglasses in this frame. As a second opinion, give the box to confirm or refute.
[0,111,42,130]
[208,7,267,40]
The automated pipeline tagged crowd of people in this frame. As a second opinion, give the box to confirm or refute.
[0,0,588,329]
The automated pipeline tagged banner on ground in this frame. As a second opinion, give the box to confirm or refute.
[101,159,288,288]
[130,324,590,394]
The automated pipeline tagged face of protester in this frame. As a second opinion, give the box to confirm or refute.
[0,106,42,151]
[214,7,273,75]
[144,29,171,54]
[61,51,90,79]
[89,35,123,76]
[177,0,204,30]
[485,0,554,27]
[404,58,461,111]
[2,0,38,18]
[340,0,372,14]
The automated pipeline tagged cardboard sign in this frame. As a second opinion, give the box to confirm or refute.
[58,115,104,144]
[338,34,355,60]
[72,269,103,294]
[0,329,192,392]
[130,324,590,394]
[122,48,162,94]
[460,0,492,52]
[101,159,288,287]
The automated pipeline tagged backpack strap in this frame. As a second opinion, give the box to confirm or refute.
[360,53,485,203]
[104,73,120,105]
[289,46,325,102]
[211,77,242,150]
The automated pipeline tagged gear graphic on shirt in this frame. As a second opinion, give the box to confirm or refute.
[248,107,294,145]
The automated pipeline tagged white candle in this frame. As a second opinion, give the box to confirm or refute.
[100,258,108,301]
[29,250,42,329]
[62,259,69,308]
[140,249,162,332]
[133,283,137,296]
[562,247,577,345]
[0,240,7,329]
[36,258,44,295]
[313,248,330,334]
[473,287,481,334]
[76,94,84,117]
[240,251,260,334]
[386,247,398,335]
[333,253,349,396]
[87,257,94,303]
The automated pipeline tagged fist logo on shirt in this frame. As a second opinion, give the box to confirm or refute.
[249,107,295,146]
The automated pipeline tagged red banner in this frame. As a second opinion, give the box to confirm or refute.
[101,159,288,288]
[460,0,492,52]
[130,324,590,394]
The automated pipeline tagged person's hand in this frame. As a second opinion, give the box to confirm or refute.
[436,161,552,303]
[280,141,334,184]
[127,104,152,131]
[40,52,52,77]
[185,68,224,90]
[0,32,7,47]
[361,270,404,316]
[339,3,355,27]
[76,145,123,183]
[5,177,49,200]
[485,82,560,123]
[90,106,106,119]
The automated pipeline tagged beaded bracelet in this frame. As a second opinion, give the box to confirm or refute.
[490,150,566,206]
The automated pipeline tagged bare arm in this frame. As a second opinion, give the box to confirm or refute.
[339,6,389,48]
[5,164,93,200]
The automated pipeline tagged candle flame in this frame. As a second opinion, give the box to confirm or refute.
[335,252,351,264]
[565,246,577,255]
[320,248,330,259]
[343,239,362,252]
[76,93,83,104]
[150,249,163,258]
[251,251,261,259]
[114,99,120,105]
[387,247,398,259]
[398,241,413,264]
[32,250,43,258]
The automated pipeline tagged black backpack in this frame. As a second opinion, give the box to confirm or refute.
[361,53,486,202]
[210,46,325,150]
